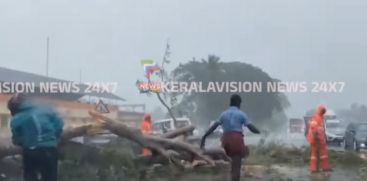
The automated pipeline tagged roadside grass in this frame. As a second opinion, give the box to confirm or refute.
[2,139,367,181]
[58,140,367,181]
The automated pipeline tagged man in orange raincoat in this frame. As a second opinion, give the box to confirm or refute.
[141,113,153,156]
[307,105,332,173]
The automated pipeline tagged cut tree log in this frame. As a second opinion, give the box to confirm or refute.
[0,124,99,159]
[88,111,216,166]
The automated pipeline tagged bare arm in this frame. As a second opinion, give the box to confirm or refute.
[247,123,261,134]
[200,121,221,149]
[243,113,260,134]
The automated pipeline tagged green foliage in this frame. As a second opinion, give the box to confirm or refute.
[248,142,308,166]
[171,55,290,128]
[328,150,366,167]
[58,147,224,181]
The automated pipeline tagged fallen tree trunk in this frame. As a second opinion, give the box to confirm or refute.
[88,111,215,166]
[0,124,99,159]
[88,111,172,162]
[61,124,97,141]
[160,125,195,139]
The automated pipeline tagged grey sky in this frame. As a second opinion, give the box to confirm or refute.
[0,0,366,117]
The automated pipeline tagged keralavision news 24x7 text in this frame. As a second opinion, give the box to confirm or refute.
[156,81,346,93]
[0,82,118,94]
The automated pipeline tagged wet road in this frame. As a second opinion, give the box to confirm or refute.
[205,133,346,152]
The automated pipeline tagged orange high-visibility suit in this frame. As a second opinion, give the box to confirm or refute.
[141,113,152,156]
[307,105,331,173]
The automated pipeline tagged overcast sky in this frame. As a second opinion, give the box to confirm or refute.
[0,0,366,117]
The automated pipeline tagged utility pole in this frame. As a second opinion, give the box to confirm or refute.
[46,37,50,77]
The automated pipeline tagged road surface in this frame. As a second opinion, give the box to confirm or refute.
[206,133,347,152]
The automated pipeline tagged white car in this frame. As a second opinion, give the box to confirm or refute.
[152,117,198,135]
[325,119,345,146]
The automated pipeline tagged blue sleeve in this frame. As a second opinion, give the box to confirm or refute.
[51,110,64,139]
[242,112,250,126]
[10,117,22,146]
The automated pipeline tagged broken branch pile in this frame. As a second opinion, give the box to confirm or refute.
[88,111,217,167]
[0,111,230,169]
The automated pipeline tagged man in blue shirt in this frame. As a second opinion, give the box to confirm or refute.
[8,94,64,181]
[200,94,260,181]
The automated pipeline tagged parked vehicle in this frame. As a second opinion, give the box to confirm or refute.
[289,118,304,134]
[325,119,345,146]
[152,117,197,135]
[344,122,367,152]
[304,109,344,146]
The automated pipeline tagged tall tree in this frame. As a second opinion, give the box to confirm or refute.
[171,55,290,129]
[337,103,367,123]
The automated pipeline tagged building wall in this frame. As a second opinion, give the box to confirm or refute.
[117,111,145,128]
[0,94,120,131]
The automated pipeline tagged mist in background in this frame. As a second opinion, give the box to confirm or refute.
[0,0,366,119]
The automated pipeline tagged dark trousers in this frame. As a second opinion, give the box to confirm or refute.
[222,132,247,181]
[22,147,58,181]
[230,155,242,181]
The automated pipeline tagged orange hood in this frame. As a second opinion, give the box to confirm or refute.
[314,105,326,125]
[316,105,326,116]
[143,113,152,123]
